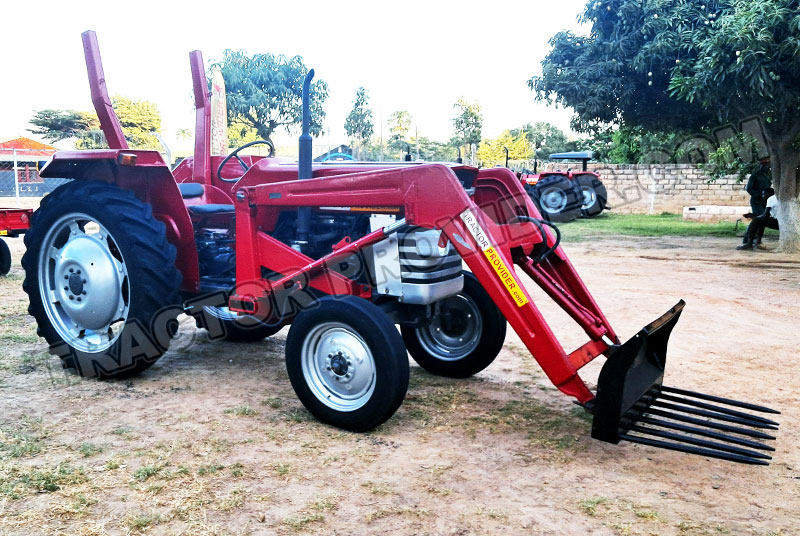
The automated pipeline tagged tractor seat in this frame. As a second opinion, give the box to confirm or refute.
[187,204,235,215]
[178,182,205,199]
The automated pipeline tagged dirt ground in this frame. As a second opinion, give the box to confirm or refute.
[0,202,798,535]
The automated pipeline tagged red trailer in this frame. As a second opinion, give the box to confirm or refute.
[0,207,32,275]
[22,31,780,465]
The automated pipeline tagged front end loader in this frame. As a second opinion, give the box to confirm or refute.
[24,31,779,465]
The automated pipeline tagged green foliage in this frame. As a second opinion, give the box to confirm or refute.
[704,132,762,181]
[451,99,483,157]
[111,96,162,150]
[344,87,374,147]
[28,96,162,150]
[387,110,413,153]
[608,126,684,164]
[414,137,456,162]
[215,49,328,144]
[28,110,98,142]
[477,130,532,167]
[510,122,570,160]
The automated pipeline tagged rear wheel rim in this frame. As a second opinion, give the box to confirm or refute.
[581,186,596,209]
[416,294,482,361]
[301,322,376,412]
[540,187,568,213]
[37,212,130,353]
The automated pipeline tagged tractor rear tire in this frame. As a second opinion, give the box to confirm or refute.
[0,238,11,276]
[402,272,506,378]
[22,181,182,379]
[285,296,409,432]
[574,174,607,218]
[528,175,581,222]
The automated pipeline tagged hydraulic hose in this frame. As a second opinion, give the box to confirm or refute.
[510,215,561,263]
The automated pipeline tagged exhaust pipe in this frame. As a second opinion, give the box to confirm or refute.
[295,69,315,250]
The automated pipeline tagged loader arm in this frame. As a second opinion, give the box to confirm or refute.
[232,162,779,464]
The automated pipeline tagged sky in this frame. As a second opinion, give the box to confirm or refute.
[1,0,589,154]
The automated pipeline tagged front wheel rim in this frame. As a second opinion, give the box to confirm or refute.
[37,212,130,353]
[301,322,376,412]
[416,294,482,361]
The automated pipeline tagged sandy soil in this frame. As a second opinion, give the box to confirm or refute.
[0,219,798,535]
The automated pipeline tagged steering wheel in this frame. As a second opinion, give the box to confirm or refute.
[217,140,275,183]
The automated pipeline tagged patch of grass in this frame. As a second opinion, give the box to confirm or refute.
[262,397,282,409]
[109,425,135,438]
[78,442,103,457]
[197,464,225,476]
[0,422,44,459]
[282,409,312,423]
[226,462,246,478]
[133,464,162,481]
[476,399,589,451]
[0,333,40,344]
[282,511,325,531]
[558,212,774,242]
[311,495,339,512]
[365,506,429,523]
[270,462,292,477]
[475,507,509,521]
[0,462,87,498]
[224,405,257,416]
[579,496,609,517]
[220,487,246,511]
[125,512,162,532]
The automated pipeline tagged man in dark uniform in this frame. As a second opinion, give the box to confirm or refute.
[745,157,772,215]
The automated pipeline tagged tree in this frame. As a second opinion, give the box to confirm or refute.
[215,50,328,145]
[510,122,570,161]
[451,99,482,162]
[531,0,800,250]
[477,130,532,168]
[112,96,162,150]
[28,96,162,150]
[344,87,374,150]
[28,110,98,142]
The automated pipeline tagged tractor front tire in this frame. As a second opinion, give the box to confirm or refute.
[22,181,182,379]
[285,296,409,432]
[528,175,581,222]
[402,272,506,378]
[575,174,608,218]
[0,238,11,275]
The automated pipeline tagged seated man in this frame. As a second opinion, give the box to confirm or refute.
[737,188,779,251]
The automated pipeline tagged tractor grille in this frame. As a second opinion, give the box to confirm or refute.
[398,229,462,285]
[370,226,463,305]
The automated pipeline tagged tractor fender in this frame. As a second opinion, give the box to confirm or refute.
[40,149,200,292]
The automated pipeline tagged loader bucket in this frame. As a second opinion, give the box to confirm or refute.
[591,300,780,465]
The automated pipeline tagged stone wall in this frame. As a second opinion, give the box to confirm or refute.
[554,163,751,215]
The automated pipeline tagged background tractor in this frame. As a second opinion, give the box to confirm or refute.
[0,207,31,275]
[522,151,608,222]
[22,32,779,464]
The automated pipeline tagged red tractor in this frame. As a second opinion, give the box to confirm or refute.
[22,32,779,464]
[0,207,32,275]
[522,152,608,222]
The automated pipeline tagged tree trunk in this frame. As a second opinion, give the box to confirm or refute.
[765,128,800,252]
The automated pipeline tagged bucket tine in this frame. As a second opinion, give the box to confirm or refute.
[648,390,779,426]
[633,405,777,440]
[618,434,771,466]
[640,397,779,430]
[635,415,775,452]
[655,385,780,415]
[626,424,772,460]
